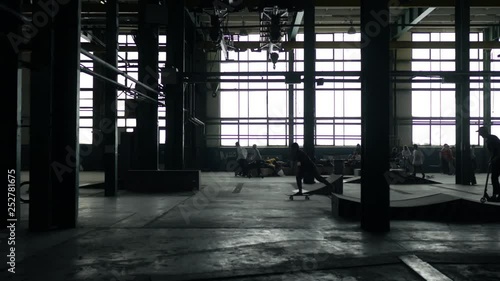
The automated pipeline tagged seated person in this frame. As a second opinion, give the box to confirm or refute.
[235,142,248,177]
[246,144,264,178]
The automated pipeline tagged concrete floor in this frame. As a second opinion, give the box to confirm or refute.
[1,172,499,280]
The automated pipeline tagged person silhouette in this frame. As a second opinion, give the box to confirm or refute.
[412,144,425,178]
[235,142,248,177]
[477,127,500,201]
[291,143,333,195]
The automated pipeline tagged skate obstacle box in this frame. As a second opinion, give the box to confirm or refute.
[125,170,200,192]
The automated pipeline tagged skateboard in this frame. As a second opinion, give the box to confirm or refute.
[288,189,311,200]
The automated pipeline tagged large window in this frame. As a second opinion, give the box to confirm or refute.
[219,35,289,147]
[79,53,94,144]
[218,33,362,147]
[491,47,500,137]
[78,34,167,145]
[411,32,499,146]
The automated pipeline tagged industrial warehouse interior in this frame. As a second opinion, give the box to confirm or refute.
[2,0,500,280]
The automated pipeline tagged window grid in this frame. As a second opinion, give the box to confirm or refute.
[411,32,500,146]
[217,33,363,147]
[79,35,167,144]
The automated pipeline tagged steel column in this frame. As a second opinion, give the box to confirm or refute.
[303,2,315,184]
[483,49,492,132]
[483,28,493,133]
[29,1,56,231]
[51,0,81,228]
[136,0,159,169]
[165,0,186,170]
[29,0,81,230]
[360,0,391,232]
[288,50,295,148]
[455,0,471,185]
[92,50,106,170]
[103,0,119,196]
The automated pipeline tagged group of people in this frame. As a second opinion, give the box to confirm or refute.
[234,142,283,178]
[233,126,500,201]
[234,142,332,195]
[345,144,362,170]
[390,144,426,178]
[235,142,264,178]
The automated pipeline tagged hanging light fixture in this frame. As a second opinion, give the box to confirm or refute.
[347,20,356,35]
[239,17,248,37]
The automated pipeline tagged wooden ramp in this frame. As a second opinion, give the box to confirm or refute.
[303,174,343,195]
[332,193,500,222]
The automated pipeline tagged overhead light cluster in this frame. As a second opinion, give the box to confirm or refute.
[260,6,288,69]
[99,0,106,4]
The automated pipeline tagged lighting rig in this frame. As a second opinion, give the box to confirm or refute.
[259,6,288,69]
[207,0,246,60]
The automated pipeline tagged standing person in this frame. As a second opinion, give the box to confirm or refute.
[450,146,456,173]
[477,127,500,201]
[440,144,454,175]
[401,145,412,173]
[291,143,333,195]
[354,143,361,155]
[235,142,248,177]
[412,144,425,178]
[390,147,399,161]
[247,144,264,178]
[470,145,477,185]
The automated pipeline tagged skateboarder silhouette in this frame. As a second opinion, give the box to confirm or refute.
[477,126,500,201]
[291,143,333,195]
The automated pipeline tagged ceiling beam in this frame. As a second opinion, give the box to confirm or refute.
[185,0,500,8]
[288,11,304,40]
[313,0,499,7]
[79,40,500,52]
[204,40,500,50]
[392,7,436,39]
[21,0,500,14]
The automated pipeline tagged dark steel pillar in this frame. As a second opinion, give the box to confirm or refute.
[483,30,492,132]
[360,0,391,232]
[92,50,106,169]
[303,2,315,184]
[194,45,207,169]
[103,0,119,196]
[136,0,159,169]
[30,0,81,230]
[288,50,295,148]
[30,1,56,231]
[165,0,185,169]
[2,1,22,228]
[455,0,471,185]
[51,0,81,228]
